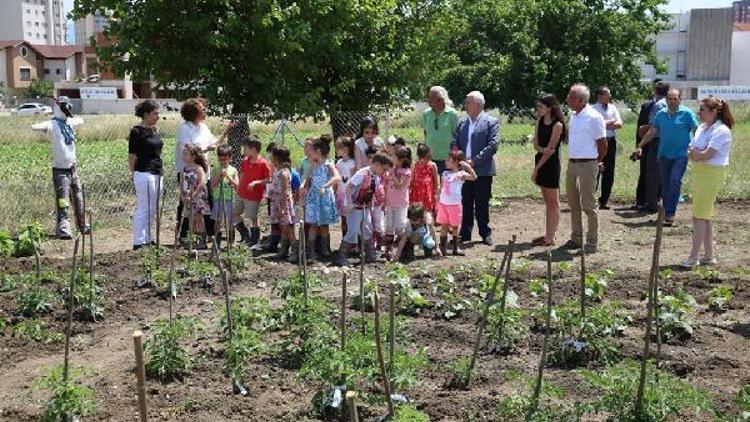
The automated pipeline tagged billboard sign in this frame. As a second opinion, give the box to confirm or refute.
[697,86,750,101]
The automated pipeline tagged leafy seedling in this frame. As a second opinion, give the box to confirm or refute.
[14,319,64,343]
[145,317,203,382]
[33,365,98,422]
[657,289,696,341]
[15,284,56,317]
[707,285,733,313]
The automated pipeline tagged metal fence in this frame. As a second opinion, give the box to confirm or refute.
[0,110,397,235]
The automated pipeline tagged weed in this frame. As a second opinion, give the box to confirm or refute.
[0,273,17,292]
[0,313,7,330]
[658,289,696,341]
[145,317,203,382]
[393,404,430,421]
[707,285,734,313]
[15,284,57,317]
[33,365,98,421]
[578,359,716,421]
[14,318,64,343]
[169,397,200,418]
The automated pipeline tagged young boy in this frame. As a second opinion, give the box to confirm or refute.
[335,152,393,267]
[392,203,437,262]
[233,135,271,247]
[210,145,239,247]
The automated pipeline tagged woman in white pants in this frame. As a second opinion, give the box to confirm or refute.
[129,100,164,250]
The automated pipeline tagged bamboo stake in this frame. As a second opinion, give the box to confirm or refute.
[29,225,40,280]
[155,175,162,248]
[168,221,180,322]
[300,208,308,308]
[465,244,511,387]
[635,206,665,416]
[372,286,394,417]
[346,391,359,422]
[132,330,149,422]
[341,272,347,351]
[495,235,518,348]
[212,240,233,339]
[580,247,586,319]
[388,281,396,376]
[529,250,554,416]
[359,209,366,336]
[87,211,96,320]
[63,236,81,383]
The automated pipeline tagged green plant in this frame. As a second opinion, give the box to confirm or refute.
[145,317,202,382]
[486,305,528,353]
[225,244,250,273]
[445,356,472,389]
[0,313,7,331]
[393,404,430,422]
[707,285,734,313]
[33,366,98,421]
[584,269,614,301]
[495,372,581,421]
[274,272,327,300]
[734,384,750,420]
[690,267,721,282]
[433,269,472,320]
[13,222,46,257]
[14,319,63,343]
[658,289,696,341]
[0,273,18,292]
[528,278,548,299]
[578,359,716,421]
[512,258,533,278]
[15,284,56,317]
[186,260,219,283]
[223,296,276,334]
[58,266,105,320]
[223,325,265,380]
[0,229,14,257]
[387,263,430,316]
[351,278,376,312]
[277,294,338,368]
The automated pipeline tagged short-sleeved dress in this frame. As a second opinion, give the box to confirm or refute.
[182,165,211,216]
[336,158,356,212]
[534,120,561,189]
[304,163,339,225]
[269,168,295,225]
[410,161,437,212]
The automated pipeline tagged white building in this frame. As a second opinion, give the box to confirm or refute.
[74,10,109,45]
[0,0,67,45]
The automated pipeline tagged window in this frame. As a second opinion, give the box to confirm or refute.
[20,68,32,81]
[44,68,50,75]
[27,32,32,37]
[26,9,30,14]
[56,69,61,75]
[35,22,39,27]
[27,20,31,26]
[20,46,29,57]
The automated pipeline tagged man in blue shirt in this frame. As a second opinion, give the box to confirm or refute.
[634,88,698,225]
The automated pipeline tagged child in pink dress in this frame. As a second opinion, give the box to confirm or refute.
[436,150,477,257]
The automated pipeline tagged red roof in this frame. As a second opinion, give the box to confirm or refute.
[0,40,24,49]
[30,44,85,59]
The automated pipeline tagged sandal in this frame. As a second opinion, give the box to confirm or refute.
[532,236,546,246]
[543,239,556,247]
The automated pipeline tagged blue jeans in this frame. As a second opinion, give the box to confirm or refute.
[658,156,688,218]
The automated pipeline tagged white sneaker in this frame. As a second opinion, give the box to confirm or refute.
[681,257,699,269]
[700,257,718,266]
[249,243,263,251]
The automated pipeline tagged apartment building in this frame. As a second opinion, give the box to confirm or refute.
[0,0,67,45]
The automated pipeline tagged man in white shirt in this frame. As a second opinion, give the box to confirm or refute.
[592,87,622,210]
[565,84,607,252]
[31,96,88,239]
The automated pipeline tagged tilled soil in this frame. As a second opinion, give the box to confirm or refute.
[1,199,749,421]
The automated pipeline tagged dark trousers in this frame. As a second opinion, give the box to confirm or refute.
[635,139,660,207]
[460,176,492,240]
[434,160,446,175]
[598,137,617,207]
[52,167,85,236]
[177,173,215,238]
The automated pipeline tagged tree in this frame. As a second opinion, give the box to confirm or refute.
[23,79,54,99]
[439,0,671,112]
[71,0,449,119]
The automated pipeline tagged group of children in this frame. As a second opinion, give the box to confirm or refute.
[179,117,478,266]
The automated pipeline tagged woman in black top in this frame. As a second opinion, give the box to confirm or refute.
[129,100,163,250]
[531,94,566,247]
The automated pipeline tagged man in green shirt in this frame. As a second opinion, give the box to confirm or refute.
[422,86,459,173]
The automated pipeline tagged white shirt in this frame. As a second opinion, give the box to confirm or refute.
[336,158,357,206]
[175,121,217,177]
[439,170,468,205]
[466,117,479,158]
[354,136,383,159]
[568,104,606,159]
[592,102,622,138]
[690,121,732,167]
[32,117,84,169]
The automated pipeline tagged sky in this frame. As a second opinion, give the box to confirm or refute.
[60,0,738,43]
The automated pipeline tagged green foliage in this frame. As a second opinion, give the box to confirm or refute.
[734,385,750,420]
[689,267,721,282]
[433,269,472,320]
[441,0,671,111]
[223,296,276,334]
[274,272,327,300]
[0,230,14,257]
[0,273,18,292]
[495,372,581,421]
[23,79,54,99]
[486,305,528,353]
[548,301,630,367]
[0,313,6,331]
[584,269,614,302]
[707,285,734,313]
[444,356,472,389]
[387,263,430,316]
[657,289,696,341]
[277,294,337,368]
[528,278,549,299]
[223,326,265,381]
[14,319,63,343]
[13,222,46,257]
[145,317,202,382]
[393,404,430,422]
[225,244,250,274]
[58,265,105,320]
[578,359,716,421]
[16,284,57,317]
[33,366,98,421]
[351,278,376,312]
[511,258,533,278]
[186,260,219,280]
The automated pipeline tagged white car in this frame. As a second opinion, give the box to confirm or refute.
[11,103,53,116]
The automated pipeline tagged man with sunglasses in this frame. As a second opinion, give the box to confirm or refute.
[422,86,459,174]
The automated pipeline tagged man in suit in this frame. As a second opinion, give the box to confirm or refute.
[634,79,667,212]
[451,91,500,246]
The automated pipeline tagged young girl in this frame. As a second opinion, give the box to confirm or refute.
[410,143,441,256]
[383,146,412,259]
[354,116,383,169]
[335,136,356,235]
[437,150,477,256]
[180,144,211,249]
[210,145,239,247]
[268,146,298,262]
[263,142,281,252]
[302,136,341,262]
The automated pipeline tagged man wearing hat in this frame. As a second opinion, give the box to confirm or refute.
[31,96,89,239]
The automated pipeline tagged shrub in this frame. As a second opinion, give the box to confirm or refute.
[34,366,98,422]
[145,317,202,382]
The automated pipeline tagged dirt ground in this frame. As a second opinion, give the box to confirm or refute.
[2,198,750,421]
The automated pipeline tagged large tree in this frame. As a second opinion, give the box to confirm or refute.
[438,0,671,111]
[71,0,448,119]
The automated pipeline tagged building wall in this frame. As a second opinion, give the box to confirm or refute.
[0,0,66,45]
[730,31,750,85]
[687,8,733,81]
[7,45,39,89]
[641,13,689,81]
[0,1,24,42]
[0,50,7,90]
[735,1,750,23]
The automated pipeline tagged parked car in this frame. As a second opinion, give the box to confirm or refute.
[11,103,53,116]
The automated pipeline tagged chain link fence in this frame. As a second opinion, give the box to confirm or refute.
[0,109,400,236]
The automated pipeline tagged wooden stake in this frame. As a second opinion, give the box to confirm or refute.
[63,236,81,383]
[359,209,366,336]
[341,272,347,351]
[168,221,180,322]
[372,286,394,417]
[635,207,664,416]
[87,211,96,319]
[388,281,396,375]
[346,390,359,422]
[580,247,586,319]
[299,208,308,308]
[529,250,554,416]
[495,235,518,349]
[29,225,40,280]
[133,330,149,422]
[466,243,511,387]
[212,240,233,339]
